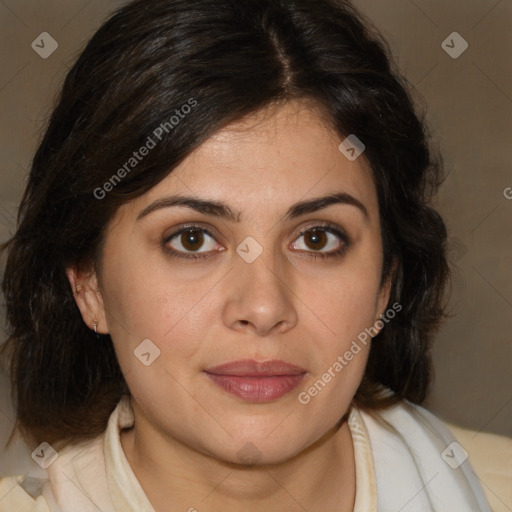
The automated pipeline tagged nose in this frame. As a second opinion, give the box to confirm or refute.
[221,243,298,337]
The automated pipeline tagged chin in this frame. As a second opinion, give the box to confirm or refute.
[226,441,304,467]
[198,422,315,467]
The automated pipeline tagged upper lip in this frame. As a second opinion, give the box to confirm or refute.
[204,359,306,376]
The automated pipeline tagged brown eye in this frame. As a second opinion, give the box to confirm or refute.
[180,229,204,251]
[304,229,328,251]
[291,224,349,259]
[165,227,219,257]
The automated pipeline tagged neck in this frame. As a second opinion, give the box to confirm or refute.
[120,404,356,512]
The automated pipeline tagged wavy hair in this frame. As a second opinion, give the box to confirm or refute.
[1,0,449,448]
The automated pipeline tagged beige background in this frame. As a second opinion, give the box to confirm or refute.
[0,0,511,477]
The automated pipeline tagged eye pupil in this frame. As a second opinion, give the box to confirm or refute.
[181,229,204,251]
[305,230,327,250]
[169,226,341,258]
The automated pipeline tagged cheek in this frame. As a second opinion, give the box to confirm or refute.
[294,268,379,419]
[100,248,214,372]
[303,258,382,358]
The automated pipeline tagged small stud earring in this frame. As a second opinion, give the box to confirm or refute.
[93,322,101,340]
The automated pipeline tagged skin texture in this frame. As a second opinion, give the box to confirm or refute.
[67,100,392,511]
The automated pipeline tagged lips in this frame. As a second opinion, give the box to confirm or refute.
[204,359,307,402]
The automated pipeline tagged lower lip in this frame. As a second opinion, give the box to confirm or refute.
[205,373,306,402]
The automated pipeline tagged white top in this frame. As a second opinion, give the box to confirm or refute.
[0,395,507,511]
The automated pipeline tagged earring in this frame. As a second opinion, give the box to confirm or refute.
[93,322,100,340]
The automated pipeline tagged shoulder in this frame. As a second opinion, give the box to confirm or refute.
[0,398,129,512]
[0,475,50,511]
[0,434,108,512]
[447,422,512,512]
[358,400,500,511]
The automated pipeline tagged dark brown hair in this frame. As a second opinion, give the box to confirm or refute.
[1,0,448,448]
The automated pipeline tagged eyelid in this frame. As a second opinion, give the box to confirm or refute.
[292,221,350,254]
[163,222,222,244]
[295,221,348,241]
[162,221,350,259]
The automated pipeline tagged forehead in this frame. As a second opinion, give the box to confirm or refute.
[119,100,378,223]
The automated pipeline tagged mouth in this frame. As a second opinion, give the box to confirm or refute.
[203,359,307,403]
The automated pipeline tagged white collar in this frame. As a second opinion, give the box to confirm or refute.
[104,395,377,512]
[39,395,490,511]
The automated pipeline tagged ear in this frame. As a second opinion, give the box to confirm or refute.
[66,265,108,334]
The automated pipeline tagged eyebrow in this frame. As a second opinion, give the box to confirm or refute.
[136,191,368,223]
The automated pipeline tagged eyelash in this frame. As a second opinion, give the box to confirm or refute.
[162,222,350,261]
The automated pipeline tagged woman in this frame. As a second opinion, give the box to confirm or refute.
[0,0,508,510]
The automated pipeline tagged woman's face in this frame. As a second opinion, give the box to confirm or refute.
[74,100,391,464]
